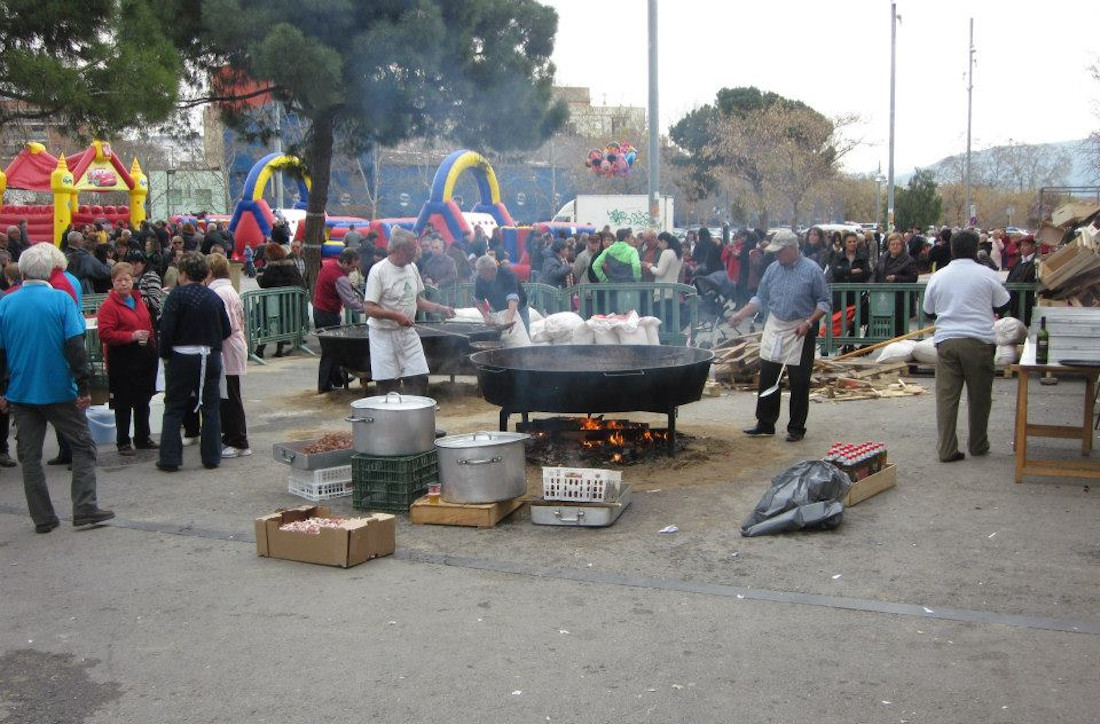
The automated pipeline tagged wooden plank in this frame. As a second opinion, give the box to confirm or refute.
[410,496,525,528]
[1020,463,1100,480]
[1025,423,1088,440]
[848,362,909,379]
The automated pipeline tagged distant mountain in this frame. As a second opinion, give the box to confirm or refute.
[894,139,1097,188]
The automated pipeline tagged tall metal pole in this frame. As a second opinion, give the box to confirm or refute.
[887,2,897,233]
[274,102,284,210]
[965,18,975,226]
[647,0,660,230]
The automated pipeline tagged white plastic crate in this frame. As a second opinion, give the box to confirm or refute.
[287,464,354,501]
[542,466,622,503]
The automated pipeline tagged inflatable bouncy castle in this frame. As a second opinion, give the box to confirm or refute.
[0,141,147,244]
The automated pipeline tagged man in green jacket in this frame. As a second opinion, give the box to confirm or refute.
[592,228,642,314]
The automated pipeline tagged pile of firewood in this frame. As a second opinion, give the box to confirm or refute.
[1037,203,1100,305]
[711,331,927,401]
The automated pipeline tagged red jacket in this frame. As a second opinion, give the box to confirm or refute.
[721,243,741,281]
[313,258,345,314]
[97,289,155,350]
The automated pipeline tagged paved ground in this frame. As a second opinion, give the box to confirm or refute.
[1,348,1096,723]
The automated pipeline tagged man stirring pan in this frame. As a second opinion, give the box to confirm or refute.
[727,230,830,442]
[363,228,455,396]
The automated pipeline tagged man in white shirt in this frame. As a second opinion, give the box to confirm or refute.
[363,228,454,396]
[923,230,1011,462]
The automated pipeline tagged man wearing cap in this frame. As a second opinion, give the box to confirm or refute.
[728,229,830,442]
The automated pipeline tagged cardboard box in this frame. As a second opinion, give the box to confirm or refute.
[843,464,897,507]
[255,505,395,568]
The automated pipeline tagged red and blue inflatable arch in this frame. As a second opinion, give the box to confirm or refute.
[228,153,310,255]
[414,150,515,243]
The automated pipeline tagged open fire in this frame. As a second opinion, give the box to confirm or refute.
[518,416,681,466]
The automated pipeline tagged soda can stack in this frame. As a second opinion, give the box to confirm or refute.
[824,442,889,481]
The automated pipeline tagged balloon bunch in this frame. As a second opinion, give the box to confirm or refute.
[585,142,637,177]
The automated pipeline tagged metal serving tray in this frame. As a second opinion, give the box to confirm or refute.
[272,440,355,471]
[529,484,632,527]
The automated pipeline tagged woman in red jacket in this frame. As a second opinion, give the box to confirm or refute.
[97,262,159,455]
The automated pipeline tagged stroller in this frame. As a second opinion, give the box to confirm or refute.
[691,268,740,348]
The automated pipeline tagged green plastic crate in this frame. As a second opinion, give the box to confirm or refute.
[352,450,439,513]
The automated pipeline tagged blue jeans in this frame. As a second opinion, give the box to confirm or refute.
[159,351,223,468]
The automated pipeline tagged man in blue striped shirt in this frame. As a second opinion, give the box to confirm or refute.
[728,230,830,442]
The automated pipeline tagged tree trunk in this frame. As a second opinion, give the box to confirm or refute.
[303,108,336,292]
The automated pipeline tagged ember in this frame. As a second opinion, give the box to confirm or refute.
[518,416,684,466]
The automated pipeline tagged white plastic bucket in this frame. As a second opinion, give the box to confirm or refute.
[149,393,164,435]
[86,405,116,446]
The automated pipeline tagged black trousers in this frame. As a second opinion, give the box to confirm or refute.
[754,330,817,435]
[314,308,345,392]
[220,375,249,449]
[114,399,151,446]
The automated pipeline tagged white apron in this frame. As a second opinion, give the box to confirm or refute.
[368,326,430,380]
[759,316,805,366]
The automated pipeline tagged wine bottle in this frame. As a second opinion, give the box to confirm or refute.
[1036,316,1050,365]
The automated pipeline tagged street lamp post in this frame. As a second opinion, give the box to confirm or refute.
[887,2,898,233]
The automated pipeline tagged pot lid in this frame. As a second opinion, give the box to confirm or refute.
[435,430,530,449]
[350,392,437,412]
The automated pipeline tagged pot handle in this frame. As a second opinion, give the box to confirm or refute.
[472,431,495,441]
[458,456,503,466]
[344,415,375,423]
[554,509,586,522]
[280,449,297,462]
[384,392,404,404]
[603,370,646,377]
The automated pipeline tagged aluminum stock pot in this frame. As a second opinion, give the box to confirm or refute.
[434,431,530,504]
[346,392,437,456]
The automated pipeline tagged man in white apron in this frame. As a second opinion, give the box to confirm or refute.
[364,228,455,396]
[728,230,830,442]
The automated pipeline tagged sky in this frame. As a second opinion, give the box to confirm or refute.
[543,0,1100,177]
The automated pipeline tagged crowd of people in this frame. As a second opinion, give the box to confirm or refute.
[0,213,259,534]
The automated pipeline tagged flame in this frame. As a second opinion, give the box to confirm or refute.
[608,432,625,446]
[580,418,602,430]
[611,453,623,463]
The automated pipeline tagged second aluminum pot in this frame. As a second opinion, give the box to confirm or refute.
[435,431,530,504]
[346,392,437,456]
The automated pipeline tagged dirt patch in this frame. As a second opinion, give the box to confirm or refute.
[0,649,122,723]
[273,383,800,490]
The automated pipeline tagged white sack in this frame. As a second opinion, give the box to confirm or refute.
[875,340,916,364]
[995,344,1020,366]
[993,317,1028,346]
[912,338,938,365]
[640,316,662,345]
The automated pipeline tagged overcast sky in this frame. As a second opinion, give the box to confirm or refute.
[543,0,1100,176]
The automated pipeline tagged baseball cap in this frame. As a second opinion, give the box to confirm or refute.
[765,229,799,252]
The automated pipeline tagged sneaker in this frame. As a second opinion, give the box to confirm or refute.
[117,443,136,456]
[46,455,72,466]
[135,439,160,450]
[237,447,252,457]
[0,451,16,467]
[182,436,199,447]
[742,425,775,437]
[221,446,240,459]
[72,508,115,527]
[155,462,179,473]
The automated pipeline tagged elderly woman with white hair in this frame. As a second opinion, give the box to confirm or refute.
[363,228,455,396]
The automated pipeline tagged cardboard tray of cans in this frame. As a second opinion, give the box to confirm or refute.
[529,484,632,527]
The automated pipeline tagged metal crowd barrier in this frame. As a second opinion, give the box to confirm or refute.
[240,287,314,365]
[819,281,1040,355]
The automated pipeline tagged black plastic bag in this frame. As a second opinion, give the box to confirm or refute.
[740,460,852,537]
